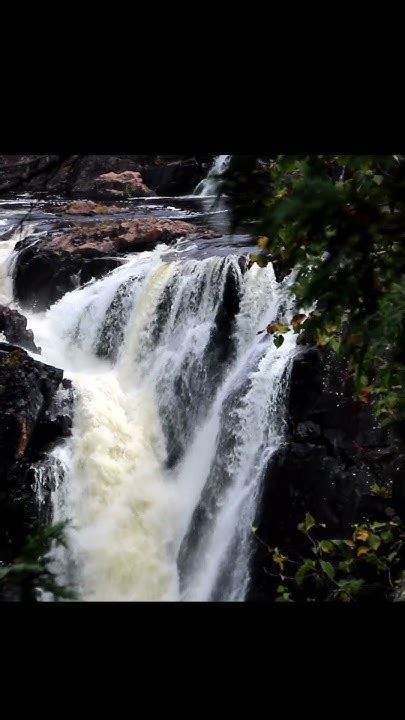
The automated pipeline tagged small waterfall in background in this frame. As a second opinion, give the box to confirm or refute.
[0,222,40,306]
[194,155,231,197]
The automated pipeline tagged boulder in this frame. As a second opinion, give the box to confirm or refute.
[13,218,221,310]
[94,171,153,198]
[0,305,40,353]
[63,199,129,215]
[143,158,207,196]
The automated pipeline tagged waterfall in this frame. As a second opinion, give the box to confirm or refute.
[0,222,39,306]
[194,155,231,197]
[2,230,297,601]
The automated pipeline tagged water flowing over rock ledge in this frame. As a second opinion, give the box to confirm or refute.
[13,218,222,310]
[2,163,404,602]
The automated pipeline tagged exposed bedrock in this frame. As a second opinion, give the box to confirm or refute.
[0,305,40,353]
[13,218,221,310]
[0,342,73,569]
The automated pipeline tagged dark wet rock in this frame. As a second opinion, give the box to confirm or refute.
[0,344,72,566]
[143,158,207,196]
[96,277,138,361]
[0,155,63,193]
[0,305,40,353]
[13,219,221,310]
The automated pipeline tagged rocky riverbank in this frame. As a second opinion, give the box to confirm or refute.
[0,313,73,572]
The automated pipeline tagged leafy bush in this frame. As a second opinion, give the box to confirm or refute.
[253,514,405,602]
[0,521,75,601]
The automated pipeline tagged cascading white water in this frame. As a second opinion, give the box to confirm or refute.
[194,155,231,197]
[0,222,39,306]
[1,227,298,601]
[177,264,297,600]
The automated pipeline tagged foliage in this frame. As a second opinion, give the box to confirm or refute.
[221,155,405,439]
[0,521,75,601]
[253,514,405,602]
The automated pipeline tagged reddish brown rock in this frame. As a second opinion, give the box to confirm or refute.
[63,200,129,216]
[13,219,221,309]
[46,218,216,256]
[95,170,154,198]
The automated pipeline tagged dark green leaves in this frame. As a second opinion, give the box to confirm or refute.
[295,559,316,586]
[320,560,335,580]
[0,521,74,601]
[273,335,284,349]
[298,512,316,533]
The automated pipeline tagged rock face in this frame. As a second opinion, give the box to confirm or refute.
[143,158,208,196]
[248,346,403,601]
[0,155,63,193]
[13,218,220,310]
[30,155,146,195]
[0,305,40,353]
[0,155,213,197]
[0,342,73,568]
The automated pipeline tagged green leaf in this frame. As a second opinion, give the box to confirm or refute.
[368,534,381,551]
[295,559,316,586]
[299,512,316,533]
[373,175,384,185]
[319,540,334,554]
[273,334,285,349]
[381,530,394,543]
[277,585,288,594]
[6,562,44,576]
[320,560,335,580]
[338,559,353,574]
[337,578,364,596]
[371,522,388,530]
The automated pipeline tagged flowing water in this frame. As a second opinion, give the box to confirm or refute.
[194,155,231,197]
[0,191,298,601]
